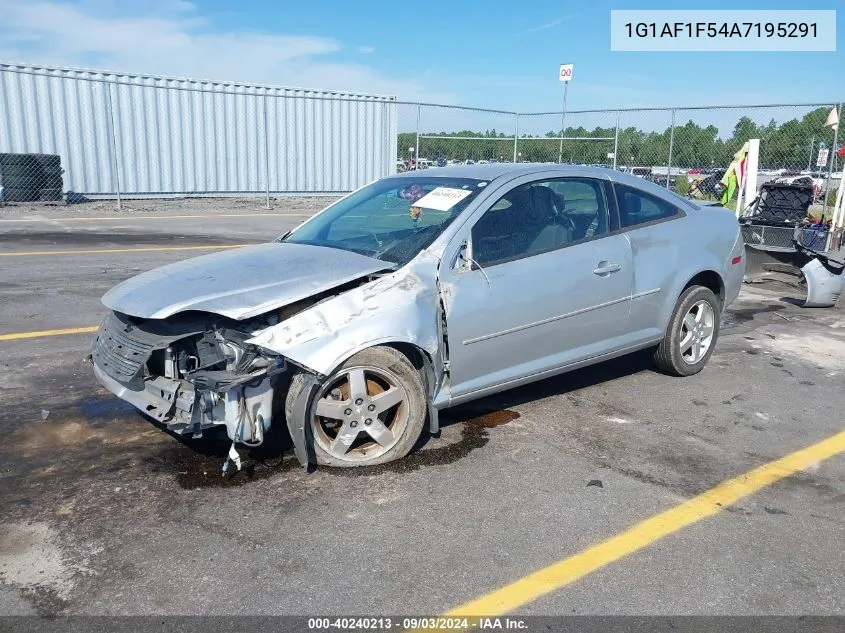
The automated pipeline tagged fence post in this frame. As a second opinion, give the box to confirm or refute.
[263,92,271,209]
[666,108,676,190]
[414,103,421,170]
[513,113,519,163]
[612,111,620,170]
[105,81,122,209]
[386,100,395,177]
[822,102,840,223]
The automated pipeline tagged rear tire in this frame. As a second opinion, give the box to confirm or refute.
[654,285,720,377]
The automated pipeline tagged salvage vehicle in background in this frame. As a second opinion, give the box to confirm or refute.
[91,165,745,470]
[774,174,824,202]
[740,182,845,308]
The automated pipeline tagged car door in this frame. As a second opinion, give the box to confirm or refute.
[439,174,634,402]
[612,181,688,343]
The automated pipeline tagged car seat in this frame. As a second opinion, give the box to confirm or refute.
[522,186,573,253]
[620,191,641,225]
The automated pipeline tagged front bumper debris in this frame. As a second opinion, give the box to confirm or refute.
[92,361,207,433]
[91,311,284,450]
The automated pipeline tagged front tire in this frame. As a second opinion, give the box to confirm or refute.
[284,346,427,467]
[654,286,720,377]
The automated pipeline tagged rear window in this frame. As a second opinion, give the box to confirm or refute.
[666,189,698,210]
[615,183,684,229]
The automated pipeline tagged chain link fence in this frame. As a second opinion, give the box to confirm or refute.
[399,101,842,219]
[0,63,842,221]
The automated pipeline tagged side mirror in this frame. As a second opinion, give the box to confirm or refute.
[454,241,473,272]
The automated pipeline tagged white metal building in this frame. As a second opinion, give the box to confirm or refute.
[0,62,397,196]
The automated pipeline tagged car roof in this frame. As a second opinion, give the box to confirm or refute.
[389,163,671,192]
[390,163,603,181]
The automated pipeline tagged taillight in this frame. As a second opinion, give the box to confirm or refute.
[731,256,742,265]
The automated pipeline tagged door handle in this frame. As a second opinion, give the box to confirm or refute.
[593,261,622,275]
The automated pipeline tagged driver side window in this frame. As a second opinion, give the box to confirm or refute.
[471,178,608,266]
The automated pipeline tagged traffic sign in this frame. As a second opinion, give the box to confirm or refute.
[559,64,574,82]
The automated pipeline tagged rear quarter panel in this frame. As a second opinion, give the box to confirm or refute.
[626,203,742,342]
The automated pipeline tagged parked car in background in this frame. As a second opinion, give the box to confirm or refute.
[688,173,723,200]
[649,174,678,189]
[91,164,744,470]
[774,174,823,201]
[623,166,653,178]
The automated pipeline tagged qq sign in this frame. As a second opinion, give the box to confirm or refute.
[559,64,574,82]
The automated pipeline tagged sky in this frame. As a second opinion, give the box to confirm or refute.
[0,0,842,113]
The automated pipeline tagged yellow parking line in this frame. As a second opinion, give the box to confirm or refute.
[0,244,248,257]
[446,429,845,617]
[0,213,314,223]
[0,326,99,341]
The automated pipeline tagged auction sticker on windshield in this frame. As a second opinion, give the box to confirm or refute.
[414,187,473,211]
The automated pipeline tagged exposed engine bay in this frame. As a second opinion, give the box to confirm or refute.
[90,280,372,475]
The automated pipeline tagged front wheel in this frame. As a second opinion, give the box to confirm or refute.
[654,286,720,377]
[284,346,427,467]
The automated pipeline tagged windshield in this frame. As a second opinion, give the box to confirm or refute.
[282,177,487,266]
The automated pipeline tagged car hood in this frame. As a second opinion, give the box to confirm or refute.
[101,242,391,320]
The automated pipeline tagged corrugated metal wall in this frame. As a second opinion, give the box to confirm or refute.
[0,62,397,195]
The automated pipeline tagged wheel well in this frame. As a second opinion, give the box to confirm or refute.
[385,342,439,434]
[683,270,725,306]
[385,342,430,374]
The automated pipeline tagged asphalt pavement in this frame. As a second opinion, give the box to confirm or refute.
[0,199,843,618]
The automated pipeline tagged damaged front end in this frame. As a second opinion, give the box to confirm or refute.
[91,310,288,474]
[89,240,409,473]
[89,259,445,474]
[89,230,454,473]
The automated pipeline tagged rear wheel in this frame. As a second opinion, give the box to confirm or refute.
[285,346,426,467]
[654,286,720,376]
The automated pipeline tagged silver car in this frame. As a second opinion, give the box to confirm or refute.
[91,165,745,470]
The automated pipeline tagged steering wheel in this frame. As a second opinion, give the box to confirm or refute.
[550,191,577,232]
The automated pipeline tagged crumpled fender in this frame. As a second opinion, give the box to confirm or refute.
[246,254,442,379]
